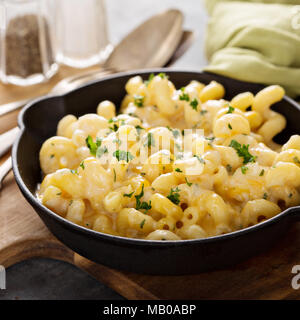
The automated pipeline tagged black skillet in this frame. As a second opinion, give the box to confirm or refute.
[12,69,300,275]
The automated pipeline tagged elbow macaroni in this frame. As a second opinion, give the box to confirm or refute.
[38,73,300,240]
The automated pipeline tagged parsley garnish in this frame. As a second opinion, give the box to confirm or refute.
[158,72,167,79]
[85,135,102,156]
[135,125,144,135]
[56,192,62,196]
[175,168,182,173]
[227,106,235,114]
[135,184,152,213]
[79,161,85,170]
[144,73,154,86]
[263,192,268,200]
[172,129,180,139]
[140,219,146,229]
[259,169,265,176]
[229,140,256,164]
[167,187,181,205]
[179,88,189,101]
[113,138,121,145]
[133,95,145,108]
[113,168,116,182]
[228,123,232,130]
[109,124,119,132]
[96,146,108,158]
[123,191,134,198]
[70,169,78,175]
[50,154,55,159]
[175,143,182,152]
[113,150,134,162]
[241,166,248,174]
[144,132,155,148]
[185,177,192,186]
[190,98,198,110]
[200,109,207,115]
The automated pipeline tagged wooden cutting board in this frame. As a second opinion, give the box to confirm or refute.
[1,67,300,300]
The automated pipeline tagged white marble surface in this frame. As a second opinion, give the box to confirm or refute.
[0,0,208,300]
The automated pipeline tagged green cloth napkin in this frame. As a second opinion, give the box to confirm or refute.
[204,1,300,98]
[205,0,300,15]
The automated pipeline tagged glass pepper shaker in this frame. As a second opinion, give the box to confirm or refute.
[0,0,58,86]
[54,0,112,68]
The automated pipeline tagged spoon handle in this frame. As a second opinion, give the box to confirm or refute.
[0,157,12,189]
[0,127,20,158]
[0,68,114,117]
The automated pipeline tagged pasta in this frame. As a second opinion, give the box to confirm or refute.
[37,73,300,240]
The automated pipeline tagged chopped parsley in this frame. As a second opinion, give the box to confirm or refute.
[96,146,108,158]
[144,132,155,148]
[113,168,116,182]
[229,140,256,164]
[185,177,193,187]
[56,192,62,196]
[179,88,190,101]
[109,123,119,132]
[113,138,121,145]
[50,154,55,159]
[133,94,145,108]
[175,143,182,152]
[144,73,154,86]
[135,125,144,135]
[123,191,134,198]
[85,135,102,156]
[70,169,78,175]
[259,169,265,176]
[263,192,268,200]
[190,98,198,110]
[158,72,168,79]
[200,109,208,115]
[140,219,146,229]
[167,187,181,205]
[113,150,134,162]
[79,161,85,170]
[228,123,232,130]
[227,106,235,114]
[241,166,248,174]
[171,128,181,139]
[135,184,152,213]
[175,168,183,173]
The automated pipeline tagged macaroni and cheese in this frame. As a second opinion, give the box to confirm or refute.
[37,73,300,240]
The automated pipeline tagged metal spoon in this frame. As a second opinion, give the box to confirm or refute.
[0,8,183,117]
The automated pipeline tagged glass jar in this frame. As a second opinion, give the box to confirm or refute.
[54,0,112,68]
[0,0,58,86]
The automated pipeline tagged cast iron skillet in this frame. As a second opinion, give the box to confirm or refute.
[12,69,300,275]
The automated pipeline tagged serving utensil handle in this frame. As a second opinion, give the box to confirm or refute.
[0,99,33,117]
[0,157,12,189]
[0,127,20,158]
